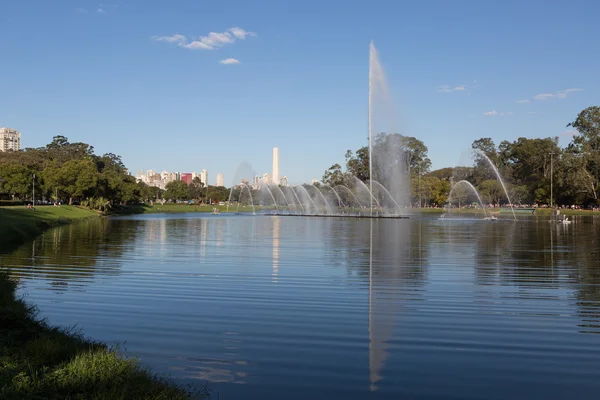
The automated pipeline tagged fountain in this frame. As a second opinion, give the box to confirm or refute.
[368,42,411,215]
[473,149,517,221]
[445,180,489,218]
[227,43,411,219]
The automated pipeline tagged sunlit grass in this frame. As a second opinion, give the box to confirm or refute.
[0,270,208,400]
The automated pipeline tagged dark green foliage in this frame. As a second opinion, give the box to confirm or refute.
[0,136,147,206]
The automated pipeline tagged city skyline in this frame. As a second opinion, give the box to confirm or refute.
[1,1,598,184]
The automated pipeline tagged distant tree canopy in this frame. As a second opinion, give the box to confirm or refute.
[321,106,600,207]
[0,136,146,205]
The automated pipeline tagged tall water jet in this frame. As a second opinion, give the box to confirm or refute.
[368,42,410,215]
[473,149,516,221]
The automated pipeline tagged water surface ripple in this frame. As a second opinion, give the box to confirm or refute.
[3,213,600,399]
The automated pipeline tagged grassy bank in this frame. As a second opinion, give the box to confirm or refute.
[0,206,99,253]
[0,271,206,400]
[112,203,257,215]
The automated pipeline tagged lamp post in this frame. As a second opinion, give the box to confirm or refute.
[32,174,36,207]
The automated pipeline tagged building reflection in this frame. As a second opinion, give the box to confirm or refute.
[272,217,280,283]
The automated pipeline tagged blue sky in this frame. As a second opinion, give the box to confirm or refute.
[1,0,598,185]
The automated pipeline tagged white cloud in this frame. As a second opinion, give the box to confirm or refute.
[220,58,240,65]
[484,110,512,116]
[153,27,256,50]
[516,99,530,104]
[75,8,89,14]
[97,7,106,13]
[438,85,466,93]
[153,34,187,44]
[532,88,583,101]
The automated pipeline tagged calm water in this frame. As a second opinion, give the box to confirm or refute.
[3,213,600,399]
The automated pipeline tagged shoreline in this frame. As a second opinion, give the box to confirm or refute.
[0,271,207,400]
[0,206,208,399]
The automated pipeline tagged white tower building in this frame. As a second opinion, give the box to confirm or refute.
[272,147,280,186]
[200,169,208,186]
[216,173,224,187]
[0,128,21,152]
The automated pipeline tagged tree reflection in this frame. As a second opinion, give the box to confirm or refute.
[1,218,136,291]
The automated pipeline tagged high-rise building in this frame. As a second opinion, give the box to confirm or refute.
[263,172,272,185]
[200,169,208,186]
[272,147,280,185]
[0,128,21,152]
[216,173,224,187]
[280,176,288,186]
[180,173,193,185]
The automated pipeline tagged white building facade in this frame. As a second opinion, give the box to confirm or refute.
[216,173,224,187]
[0,127,21,152]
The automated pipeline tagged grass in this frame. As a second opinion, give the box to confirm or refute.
[0,270,207,400]
[0,206,99,253]
[112,203,257,215]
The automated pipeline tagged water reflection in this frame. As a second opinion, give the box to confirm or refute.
[273,217,280,283]
[4,214,600,399]
[0,219,135,291]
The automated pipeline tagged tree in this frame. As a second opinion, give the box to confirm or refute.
[165,180,190,201]
[0,164,34,200]
[188,177,205,201]
[567,106,600,203]
[472,138,500,184]
[345,147,370,182]
[322,163,349,187]
[373,133,431,177]
[479,180,504,205]
[43,159,98,204]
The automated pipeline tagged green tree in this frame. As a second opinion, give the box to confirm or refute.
[345,147,370,182]
[188,177,205,201]
[322,163,349,187]
[478,179,504,205]
[0,164,35,200]
[165,180,190,201]
[567,106,600,203]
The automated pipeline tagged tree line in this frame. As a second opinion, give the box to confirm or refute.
[0,136,232,207]
[162,179,230,203]
[0,136,156,208]
[322,106,600,207]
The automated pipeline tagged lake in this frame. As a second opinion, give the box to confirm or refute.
[3,213,600,399]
